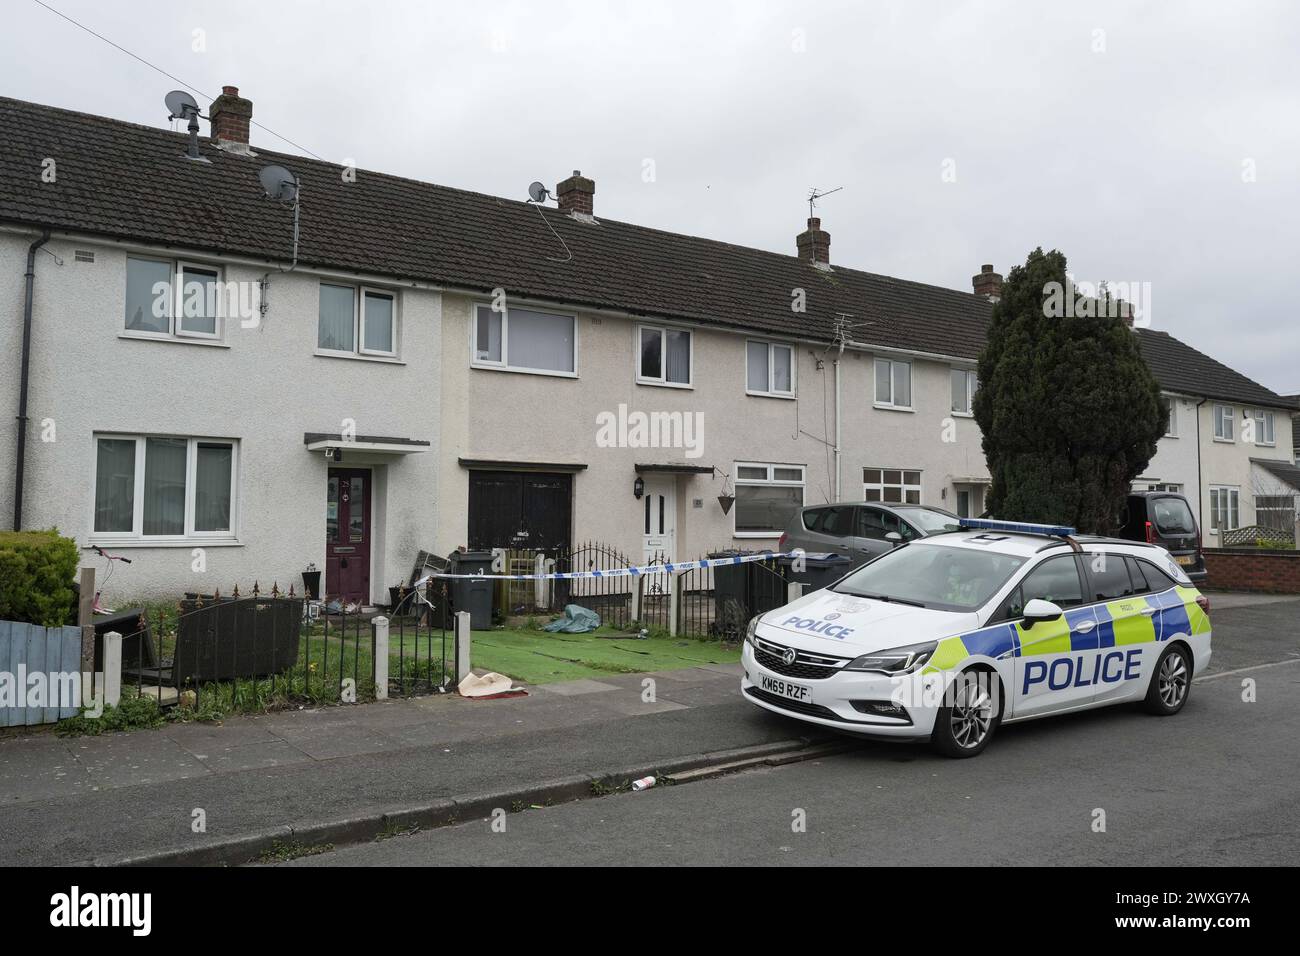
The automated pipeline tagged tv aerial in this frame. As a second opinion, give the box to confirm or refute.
[807,185,843,218]
[165,90,207,161]
[257,163,303,318]
[527,181,553,203]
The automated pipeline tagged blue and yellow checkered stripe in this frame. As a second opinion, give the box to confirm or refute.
[922,586,1207,675]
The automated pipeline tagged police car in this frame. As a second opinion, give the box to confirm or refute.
[741,518,1212,757]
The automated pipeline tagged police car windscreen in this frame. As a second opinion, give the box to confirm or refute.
[831,545,1026,612]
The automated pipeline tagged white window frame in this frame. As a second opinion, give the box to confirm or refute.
[1163,397,1178,437]
[316,283,399,360]
[733,461,806,538]
[1254,494,1295,530]
[1213,404,1234,442]
[90,433,240,544]
[746,340,796,398]
[1245,407,1276,446]
[359,286,399,357]
[124,255,225,343]
[874,357,913,410]
[1208,485,1240,533]
[635,323,693,388]
[470,303,579,378]
[863,467,923,505]
[950,367,977,416]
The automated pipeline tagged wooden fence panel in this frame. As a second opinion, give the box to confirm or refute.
[0,621,12,728]
[0,620,83,727]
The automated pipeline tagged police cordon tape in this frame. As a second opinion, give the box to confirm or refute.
[412,550,802,584]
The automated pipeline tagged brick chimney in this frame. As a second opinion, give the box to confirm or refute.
[557,170,595,217]
[972,263,1002,301]
[796,217,831,265]
[209,85,253,153]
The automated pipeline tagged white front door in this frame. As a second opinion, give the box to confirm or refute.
[641,476,676,595]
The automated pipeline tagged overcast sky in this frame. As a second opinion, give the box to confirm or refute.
[4,0,1298,394]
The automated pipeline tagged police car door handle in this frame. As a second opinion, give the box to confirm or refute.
[1139,607,1157,616]
[1071,620,1097,634]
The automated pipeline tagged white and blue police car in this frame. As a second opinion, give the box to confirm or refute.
[742,519,1212,757]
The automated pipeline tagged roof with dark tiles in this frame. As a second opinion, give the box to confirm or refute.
[1251,457,1300,491]
[1,95,1294,412]
[1133,329,1296,409]
[0,95,989,359]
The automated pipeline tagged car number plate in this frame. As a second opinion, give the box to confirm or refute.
[1175,555,1195,567]
[759,674,810,702]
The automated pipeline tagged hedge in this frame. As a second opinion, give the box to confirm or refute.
[0,530,80,627]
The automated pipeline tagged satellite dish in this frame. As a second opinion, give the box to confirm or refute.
[259,164,299,202]
[527,181,550,203]
[165,90,200,119]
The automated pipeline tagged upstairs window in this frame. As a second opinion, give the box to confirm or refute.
[637,324,692,386]
[874,358,912,408]
[318,283,397,357]
[473,304,576,375]
[1213,404,1234,441]
[746,341,795,397]
[124,256,222,340]
[1245,408,1276,446]
[950,368,977,414]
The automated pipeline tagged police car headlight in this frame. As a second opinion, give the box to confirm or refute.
[744,615,760,646]
[844,641,937,674]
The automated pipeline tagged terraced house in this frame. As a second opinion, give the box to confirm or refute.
[2,89,1294,603]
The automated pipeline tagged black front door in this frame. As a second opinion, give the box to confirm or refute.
[468,471,572,555]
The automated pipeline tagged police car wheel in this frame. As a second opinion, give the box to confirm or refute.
[931,668,999,758]
[1144,644,1191,716]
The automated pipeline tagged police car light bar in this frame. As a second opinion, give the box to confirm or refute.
[958,517,1077,537]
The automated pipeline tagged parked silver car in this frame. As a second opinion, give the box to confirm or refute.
[778,502,961,569]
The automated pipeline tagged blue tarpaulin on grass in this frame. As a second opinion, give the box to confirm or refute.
[543,605,602,633]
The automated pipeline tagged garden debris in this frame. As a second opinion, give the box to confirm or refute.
[457,670,527,700]
[542,604,601,633]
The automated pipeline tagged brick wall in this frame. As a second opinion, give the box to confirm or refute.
[1202,548,1300,593]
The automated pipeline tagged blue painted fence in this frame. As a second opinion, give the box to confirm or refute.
[0,620,83,727]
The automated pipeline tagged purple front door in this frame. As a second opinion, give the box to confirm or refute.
[326,468,371,603]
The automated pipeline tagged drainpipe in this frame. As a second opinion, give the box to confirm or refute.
[833,336,845,501]
[13,229,50,531]
[1195,397,1207,535]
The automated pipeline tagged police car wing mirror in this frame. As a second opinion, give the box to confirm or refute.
[885,531,903,546]
[1022,598,1063,628]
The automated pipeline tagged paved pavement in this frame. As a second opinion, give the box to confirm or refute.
[0,595,1295,865]
[0,661,828,864]
[291,662,1300,866]
[1202,590,1300,610]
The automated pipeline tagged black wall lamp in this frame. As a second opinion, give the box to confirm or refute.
[633,475,645,499]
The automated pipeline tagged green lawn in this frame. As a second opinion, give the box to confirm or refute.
[463,626,740,684]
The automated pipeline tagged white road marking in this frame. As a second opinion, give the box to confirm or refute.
[1194,656,1300,683]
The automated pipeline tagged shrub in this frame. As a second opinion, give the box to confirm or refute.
[0,529,79,626]
[55,693,165,737]
[1255,538,1292,551]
